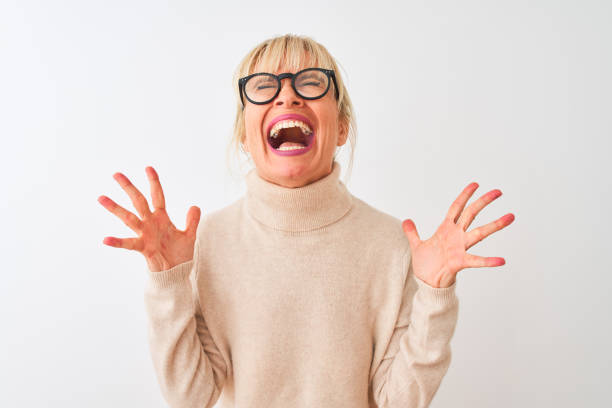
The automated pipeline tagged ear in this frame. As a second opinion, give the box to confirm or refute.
[337,117,349,147]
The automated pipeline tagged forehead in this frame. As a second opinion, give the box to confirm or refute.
[251,51,319,75]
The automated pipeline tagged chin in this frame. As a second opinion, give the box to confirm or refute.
[266,162,315,188]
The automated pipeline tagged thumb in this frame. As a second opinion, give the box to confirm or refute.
[402,219,421,250]
[185,206,201,239]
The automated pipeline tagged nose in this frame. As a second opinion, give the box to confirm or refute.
[274,78,304,107]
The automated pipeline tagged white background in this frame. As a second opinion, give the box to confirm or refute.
[1,0,610,406]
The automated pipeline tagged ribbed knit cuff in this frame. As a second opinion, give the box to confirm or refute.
[413,273,458,306]
[148,259,194,289]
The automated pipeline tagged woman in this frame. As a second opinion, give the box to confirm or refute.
[98,34,514,408]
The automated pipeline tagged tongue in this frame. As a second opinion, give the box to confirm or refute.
[279,142,305,148]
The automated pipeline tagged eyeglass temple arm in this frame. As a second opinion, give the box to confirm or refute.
[239,78,245,107]
[328,70,340,100]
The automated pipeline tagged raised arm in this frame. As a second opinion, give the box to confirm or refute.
[371,182,514,407]
[370,257,459,408]
[98,166,227,407]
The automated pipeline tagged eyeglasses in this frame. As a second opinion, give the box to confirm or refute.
[238,68,339,106]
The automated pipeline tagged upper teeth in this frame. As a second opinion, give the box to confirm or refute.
[269,120,313,138]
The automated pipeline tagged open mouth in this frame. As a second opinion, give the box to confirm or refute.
[267,119,314,152]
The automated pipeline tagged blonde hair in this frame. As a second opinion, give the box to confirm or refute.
[226,34,357,185]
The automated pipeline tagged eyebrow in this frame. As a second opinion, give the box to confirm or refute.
[297,73,320,80]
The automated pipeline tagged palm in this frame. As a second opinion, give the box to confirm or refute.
[138,209,197,272]
[402,183,515,288]
[409,219,468,288]
[98,166,201,272]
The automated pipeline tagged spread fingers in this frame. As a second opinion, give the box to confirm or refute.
[146,166,166,211]
[98,195,144,232]
[465,213,515,249]
[112,172,152,218]
[445,182,479,223]
[101,236,141,251]
[457,189,502,230]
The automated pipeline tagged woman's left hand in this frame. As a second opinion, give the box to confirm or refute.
[402,182,515,288]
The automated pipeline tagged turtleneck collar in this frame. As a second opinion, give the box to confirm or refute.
[244,161,353,232]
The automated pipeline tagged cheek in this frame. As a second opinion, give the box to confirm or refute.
[320,114,339,139]
[245,109,266,134]
[315,103,340,138]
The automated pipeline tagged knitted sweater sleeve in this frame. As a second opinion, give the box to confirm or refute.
[143,239,227,408]
[370,250,459,408]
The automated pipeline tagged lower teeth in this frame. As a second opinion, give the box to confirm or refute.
[277,145,306,151]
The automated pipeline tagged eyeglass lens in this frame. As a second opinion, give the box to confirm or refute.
[244,70,329,103]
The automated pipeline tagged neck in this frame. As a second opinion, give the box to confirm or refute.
[245,161,353,232]
[257,164,333,188]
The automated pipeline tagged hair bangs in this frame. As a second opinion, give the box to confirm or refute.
[246,37,334,76]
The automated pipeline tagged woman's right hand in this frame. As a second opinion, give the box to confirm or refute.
[98,166,201,272]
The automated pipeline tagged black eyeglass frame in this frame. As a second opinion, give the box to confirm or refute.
[238,68,339,107]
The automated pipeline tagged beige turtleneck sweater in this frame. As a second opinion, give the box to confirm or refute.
[144,161,459,408]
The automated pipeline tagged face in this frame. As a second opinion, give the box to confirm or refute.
[242,63,348,188]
